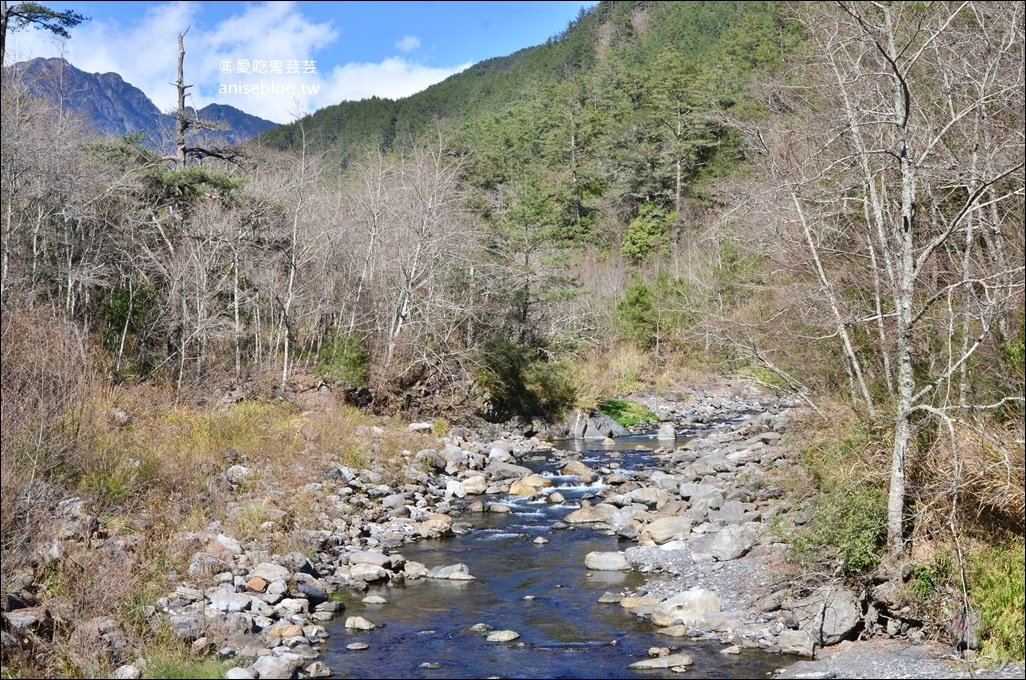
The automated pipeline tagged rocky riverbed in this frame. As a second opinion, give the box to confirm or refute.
[3,380,1023,679]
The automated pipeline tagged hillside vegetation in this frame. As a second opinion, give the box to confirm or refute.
[1,1,1023,676]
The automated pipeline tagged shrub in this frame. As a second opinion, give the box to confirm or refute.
[475,342,577,421]
[789,483,888,576]
[315,334,370,389]
[599,398,657,427]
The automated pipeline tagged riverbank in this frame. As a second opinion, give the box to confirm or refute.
[2,379,1022,679]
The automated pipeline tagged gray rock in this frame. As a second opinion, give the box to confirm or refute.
[323,464,356,483]
[295,582,327,605]
[274,598,309,615]
[582,414,627,439]
[777,660,836,679]
[791,587,861,646]
[224,668,257,680]
[950,607,981,651]
[169,614,203,641]
[349,564,389,582]
[779,628,816,657]
[225,465,250,486]
[657,423,677,440]
[710,499,746,524]
[709,524,759,561]
[563,503,618,524]
[250,563,290,583]
[484,461,533,481]
[281,552,317,576]
[348,550,391,567]
[345,616,376,630]
[640,517,692,545]
[584,551,630,571]
[209,589,250,613]
[250,655,295,679]
[426,563,474,580]
[111,665,140,679]
[486,630,520,642]
[304,660,332,678]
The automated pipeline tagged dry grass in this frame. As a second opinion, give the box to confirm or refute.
[0,309,442,677]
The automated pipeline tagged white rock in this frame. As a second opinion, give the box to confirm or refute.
[584,551,630,571]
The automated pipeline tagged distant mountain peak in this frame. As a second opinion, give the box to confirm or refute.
[9,57,277,148]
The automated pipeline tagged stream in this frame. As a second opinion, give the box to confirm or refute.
[320,434,785,679]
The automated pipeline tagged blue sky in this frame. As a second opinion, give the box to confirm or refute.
[6,1,596,123]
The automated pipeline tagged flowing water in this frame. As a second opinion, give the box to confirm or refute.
[321,434,784,679]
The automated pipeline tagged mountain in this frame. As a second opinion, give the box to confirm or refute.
[260,1,776,161]
[9,57,277,147]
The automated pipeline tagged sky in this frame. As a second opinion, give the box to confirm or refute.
[5,1,596,123]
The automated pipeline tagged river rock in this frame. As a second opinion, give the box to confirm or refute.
[509,479,541,496]
[460,475,488,495]
[564,503,618,523]
[776,660,835,679]
[485,461,533,481]
[349,550,391,567]
[349,563,388,583]
[486,630,520,642]
[209,588,250,613]
[628,653,694,669]
[169,614,203,641]
[250,656,294,679]
[651,589,722,627]
[345,616,376,630]
[417,514,454,538]
[640,517,692,545]
[790,587,861,645]
[304,660,332,678]
[562,459,597,483]
[250,563,290,583]
[404,561,428,579]
[111,665,140,679]
[584,551,630,571]
[620,597,660,616]
[627,487,669,509]
[709,524,759,561]
[427,563,475,580]
[779,628,816,657]
[657,423,677,440]
[224,668,257,680]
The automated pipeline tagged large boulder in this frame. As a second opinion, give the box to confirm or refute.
[640,517,692,545]
[569,410,629,439]
[564,503,619,524]
[790,587,862,646]
[778,628,816,657]
[709,524,759,561]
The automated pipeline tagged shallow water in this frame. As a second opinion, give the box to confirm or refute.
[321,433,784,679]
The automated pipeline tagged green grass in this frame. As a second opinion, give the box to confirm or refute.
[146,651,234,679]
[970,537,1026,662]
[598,399,658,427]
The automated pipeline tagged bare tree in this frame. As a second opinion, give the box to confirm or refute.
[753,1,1024,561]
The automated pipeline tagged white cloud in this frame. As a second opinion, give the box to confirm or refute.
[313,58,470,109]
[395,35,420,53]
[6,2,468,125]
